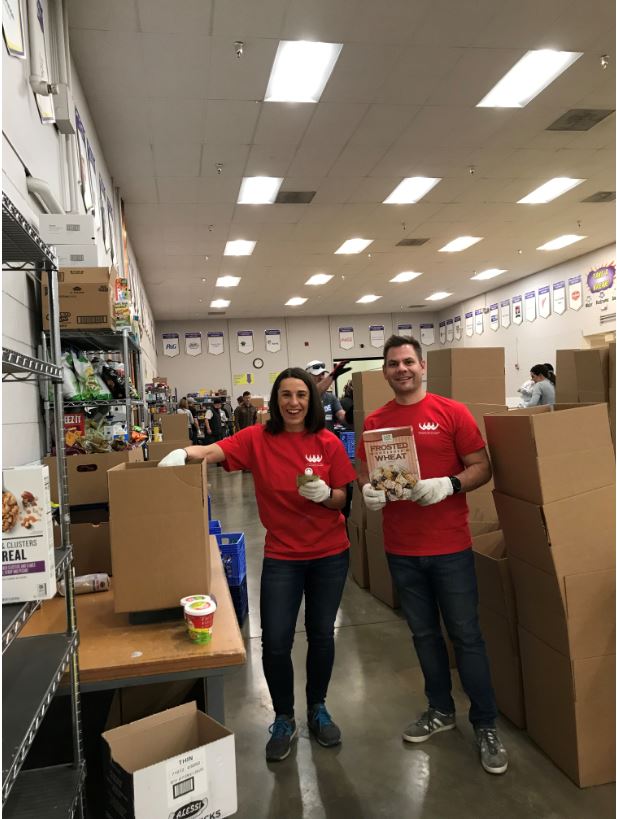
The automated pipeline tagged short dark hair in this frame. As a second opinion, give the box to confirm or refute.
[213,397,223,404]
[383,334,423,362]
[242,390,251,397]
[266,367,325,435]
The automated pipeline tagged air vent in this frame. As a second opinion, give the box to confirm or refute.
[546,109,614,132]
[275,191,316,204]
[208,311,226,315]
[396,238,429,247]
[600,313,616,325]
[581,191,616,203]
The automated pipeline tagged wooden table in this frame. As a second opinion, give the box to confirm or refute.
[21,536,246,723]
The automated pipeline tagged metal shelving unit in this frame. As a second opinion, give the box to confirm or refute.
[2,194,85,818]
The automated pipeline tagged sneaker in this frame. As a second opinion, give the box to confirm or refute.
[402,707,456,743]
[307,703,341,747]
[476,727,509,774]
[265,715,297,762]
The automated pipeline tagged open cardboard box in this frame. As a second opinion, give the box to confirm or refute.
[347,519,369,589]
[103,701,237,818]
[472,531,517,637]
[44,448,143,506]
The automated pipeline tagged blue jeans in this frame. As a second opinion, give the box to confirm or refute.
[260,549,349,716]
[387,548,497,728]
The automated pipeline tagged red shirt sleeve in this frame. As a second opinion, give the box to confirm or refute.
[216,426,256,471]
[453,403,486,457]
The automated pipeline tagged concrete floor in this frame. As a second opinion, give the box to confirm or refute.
[210,467,615,819]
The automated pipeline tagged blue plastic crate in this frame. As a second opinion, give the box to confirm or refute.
[340,431,355,459]
[209,519,222,534]
[229,576,248,626]
[208,495,212,518]
[216,532,247,586]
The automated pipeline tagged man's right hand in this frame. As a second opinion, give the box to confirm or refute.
[362,483,386,511]
[157,449,188,467]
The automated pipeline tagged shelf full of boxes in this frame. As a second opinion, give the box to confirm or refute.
[2,194,86,817]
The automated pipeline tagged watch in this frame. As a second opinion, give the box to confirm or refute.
[253,357,264,369]
[449,475,462,494]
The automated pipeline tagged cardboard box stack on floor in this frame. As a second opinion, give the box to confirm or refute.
[108,460,211,614]
[608,342,615,448]
[464,403,507,536]
[485,404,616,787]
[427,347,505,405]
[472,530,525,728]
[556,347,611,405]
[351,369,392,454]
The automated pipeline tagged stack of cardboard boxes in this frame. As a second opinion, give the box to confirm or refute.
[556,347,611,405]
[485,404,616,786]
[148,413,191,460]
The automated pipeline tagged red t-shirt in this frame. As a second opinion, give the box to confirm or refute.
[217,425,356,560]
[356,393,485,556]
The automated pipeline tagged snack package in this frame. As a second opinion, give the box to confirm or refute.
[363,426,421,502]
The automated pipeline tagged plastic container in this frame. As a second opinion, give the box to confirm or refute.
[208,519,222,535]
[184,596,217,643]
[229,577,249,626]
[340,431,355,459]
[215,532,246,585]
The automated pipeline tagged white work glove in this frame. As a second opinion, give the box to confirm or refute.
[362,483,386,511]
[409,477,453,507]
[157,448,188,468]
[298,478,331,504]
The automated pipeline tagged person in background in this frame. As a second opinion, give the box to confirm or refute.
[234,390,258,431]
[205,397,228,443]
[525,364,556,406]
[305,361,346,430]
[357,334,508,776]
[340,380,354,427]
[177,397,198,443]
[158,367,356,762]
[186,397,201,443]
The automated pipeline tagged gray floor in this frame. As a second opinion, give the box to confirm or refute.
[209,467,615,819]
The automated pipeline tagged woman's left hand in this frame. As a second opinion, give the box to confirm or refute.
[298,479,331,504]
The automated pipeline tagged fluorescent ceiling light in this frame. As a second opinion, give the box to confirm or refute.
[265,40,343,103]
[439,236,483,253]
[518,177,585,204]
[356,294,381,304]
[224,240,255,256]
[425,292,451,301]
[383,177,441,204]
[390,271,423,283]
[216,276,241,287]
[210,299,230,308]
[285,297,307,306]
[537,234,586,251]
[477,50,582,108]
[237,176,283,204]
[335,238,373,254]
[305,273,333,286]
[471,268,507,281]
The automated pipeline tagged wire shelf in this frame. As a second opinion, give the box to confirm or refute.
[2,348,62,382]
[2,195,57,268]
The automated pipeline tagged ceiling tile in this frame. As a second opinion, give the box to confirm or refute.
[208,37,278,100]
[153,143,202,176]
[212,0,288,38]
[147,99,207,142]
[253,103,315,145]
[70,30,148,97]
[141,32,211,98]
[119,177,159,204]
[204,100,261,143]
[136,0,212,34]
[68,0,139,31]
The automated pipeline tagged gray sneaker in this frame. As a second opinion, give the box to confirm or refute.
[402,707,456,743]
[308,703,341,747]
[266,715,297,761]
[476,727,508,774]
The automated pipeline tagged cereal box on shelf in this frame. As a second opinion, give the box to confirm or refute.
[2,464,57,602]
[363,426,421,502]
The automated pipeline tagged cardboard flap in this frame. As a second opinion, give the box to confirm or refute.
[532,404,612,456]
[471,530,506,560]
[563,570,616,657]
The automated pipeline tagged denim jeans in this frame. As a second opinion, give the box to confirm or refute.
[387,548,497,728]
[260,549,349,716]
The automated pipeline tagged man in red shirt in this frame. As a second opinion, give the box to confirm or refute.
[356,335,508,775]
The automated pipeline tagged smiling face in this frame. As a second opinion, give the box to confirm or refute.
[383,344,426,404]
[277,377,310,431]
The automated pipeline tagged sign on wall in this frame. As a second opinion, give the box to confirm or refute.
[338,326,354,349]
[75,109,93,212]
[185,332,202,356]
[3,0,26,58]
[500,299,511,328]
[162,333,179,358]
[233,373,254,385]
[420,323,435,346]
[474,309,484,334]
[397,322,412,336]
[207,332,224,355]
[86,141,100,228]
[489,303,499,331]
[552,281,566,314]
[524,291,537,322]
[568,276,583,311]
[265,329,281,353]
[237,330,254,354]
[465,312,474,337]
[538,286,551,318]
[446,319,454,342]
[587,263,615,294]
[454,316,462,340]
[439,321,446,344]
[512,295,523,325]
[369,325,385,348]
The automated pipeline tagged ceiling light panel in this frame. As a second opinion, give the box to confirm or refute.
[477,50,582,108]
[425,292,452,301]
[383,177,441,204]
[390,271,423,283]
[285,297,307,306]
[305,274,333,285]
[335,238,373,254]
[265,41,343,103]
[237,176,283,204]
[518,178,585,204]
[356,294,381,303]
[224,240,256,256]
[471,268,507,281]
[439,236,483,253]
[210,299,230,308]
[537,234,586,251]
[216,276,241,287]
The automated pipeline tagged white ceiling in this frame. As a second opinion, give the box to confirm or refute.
[68,0,616,320]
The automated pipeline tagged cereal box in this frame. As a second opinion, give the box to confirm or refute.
[2,464,57,602]
[363,426,421,502]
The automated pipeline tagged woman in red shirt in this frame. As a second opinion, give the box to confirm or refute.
[159,367,356,762]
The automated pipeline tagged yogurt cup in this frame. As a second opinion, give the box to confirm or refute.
[184,597,217,643]
[180,594,209,607]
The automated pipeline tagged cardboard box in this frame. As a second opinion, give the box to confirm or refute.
[42,266,116,330]
[484,405,615,505]
[351,370,392,413]
[493,486,615,578]
[349,481,367,529]
[249,397,265,409]
[509,557,614,660]
[428,348,505,404]
[353,409,367,452]
[147,442,188,462]
[472,531,517,635]
[555,350,579,404]
[469,519,500,536]
[574,348,609,402]
[464,403,508,441]
[365,506,383,535]
[365,529,398,608]
[519,627,615,787]
[53,507,111,575]
[429,376,505,405]
[467,484,500,529]
[478,605,525,728]
[609,343,615,390]
[108,461,211,613]
[44,448,143,506]
[39,213,96,244]
[2,464,57,603]
[103,702,237,819]
[347,520,369,588]
[55,243,99,267]
[160,414,191,443]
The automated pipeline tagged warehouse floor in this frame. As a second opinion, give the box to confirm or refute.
[211,467,615,819]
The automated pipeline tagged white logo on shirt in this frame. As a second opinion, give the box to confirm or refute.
[305,454,323,463]
[418,422,440,431]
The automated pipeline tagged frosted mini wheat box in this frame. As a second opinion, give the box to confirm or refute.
[363,426,421,502]
[2,464,57,603]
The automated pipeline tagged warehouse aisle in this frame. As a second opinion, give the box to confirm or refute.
[210,468,615,819]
